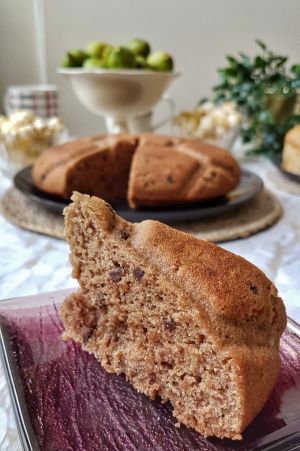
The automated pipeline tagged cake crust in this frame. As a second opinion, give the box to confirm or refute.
[60,193,286,440]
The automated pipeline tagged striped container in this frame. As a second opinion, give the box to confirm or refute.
[4,84,58,118]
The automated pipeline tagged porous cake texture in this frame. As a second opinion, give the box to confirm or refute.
[32,133,240,207]
[61,193,286,440]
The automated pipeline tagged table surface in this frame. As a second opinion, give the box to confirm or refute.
[0,156,299,450]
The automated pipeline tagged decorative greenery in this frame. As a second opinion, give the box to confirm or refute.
[212,40,300,156]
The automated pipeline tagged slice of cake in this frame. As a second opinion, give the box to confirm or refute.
[128,136,240,208]
[61,192,286,440]
[282,124,300,175]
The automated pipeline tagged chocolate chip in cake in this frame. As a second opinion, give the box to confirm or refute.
[164,318,176,332]
[207,268,216,277]
[166,175,174,184]
[109,268,124,283]
[133,267,144,280]
[120,230,130,240]
[149,372,157,385]
[250,285,258,294]
[162,361,173,370]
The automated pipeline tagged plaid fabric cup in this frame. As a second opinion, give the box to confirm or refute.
[4,85,58,118]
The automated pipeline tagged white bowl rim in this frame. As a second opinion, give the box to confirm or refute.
[57,68,180,77]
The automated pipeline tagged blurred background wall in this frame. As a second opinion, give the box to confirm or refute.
[0,0,299,135]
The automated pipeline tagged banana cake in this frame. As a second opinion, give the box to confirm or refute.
[32,133,240,207]
[60,192,286,440]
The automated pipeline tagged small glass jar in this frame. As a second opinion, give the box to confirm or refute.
[172,101,242,151]
[0,110,65,176]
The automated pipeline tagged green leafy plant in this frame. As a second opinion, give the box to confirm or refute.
[213,40,300,156]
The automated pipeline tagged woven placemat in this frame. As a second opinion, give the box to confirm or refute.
[266,169,300,195]
[0,187,282,243]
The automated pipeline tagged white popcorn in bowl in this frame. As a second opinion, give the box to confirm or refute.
[0,110,64,176]
[199,115,214,133]
[173,101,242,150]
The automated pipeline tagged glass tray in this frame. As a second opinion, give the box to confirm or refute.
[0,289,300,451]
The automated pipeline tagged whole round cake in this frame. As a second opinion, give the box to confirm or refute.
[32,133,240,208]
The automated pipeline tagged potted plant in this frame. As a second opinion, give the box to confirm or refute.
[213,40,300,156]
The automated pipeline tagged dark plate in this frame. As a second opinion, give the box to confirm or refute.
[272,155,300,184]
[0,289,300,451]
[14,167,263,223]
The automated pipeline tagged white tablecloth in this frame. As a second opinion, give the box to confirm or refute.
[0,157,299,450]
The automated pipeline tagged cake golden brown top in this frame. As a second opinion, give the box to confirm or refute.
[132,219,286,343]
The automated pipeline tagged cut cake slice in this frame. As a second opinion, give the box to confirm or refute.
[127,137,240,208]
[61,192,286,440]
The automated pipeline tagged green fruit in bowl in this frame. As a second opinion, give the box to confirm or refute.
[62,49,87,67]
[135,55,149,69]
[102,45,114,64]
[107,47,136,69]
[147,51,174,71]
[62,53,74,68]
[126,38,151,57]
[83,58,106,69]
[85,41,108,59]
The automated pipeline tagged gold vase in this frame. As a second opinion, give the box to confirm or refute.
[264,89,300,126]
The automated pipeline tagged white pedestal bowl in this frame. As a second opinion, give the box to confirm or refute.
[58,68,179,133]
